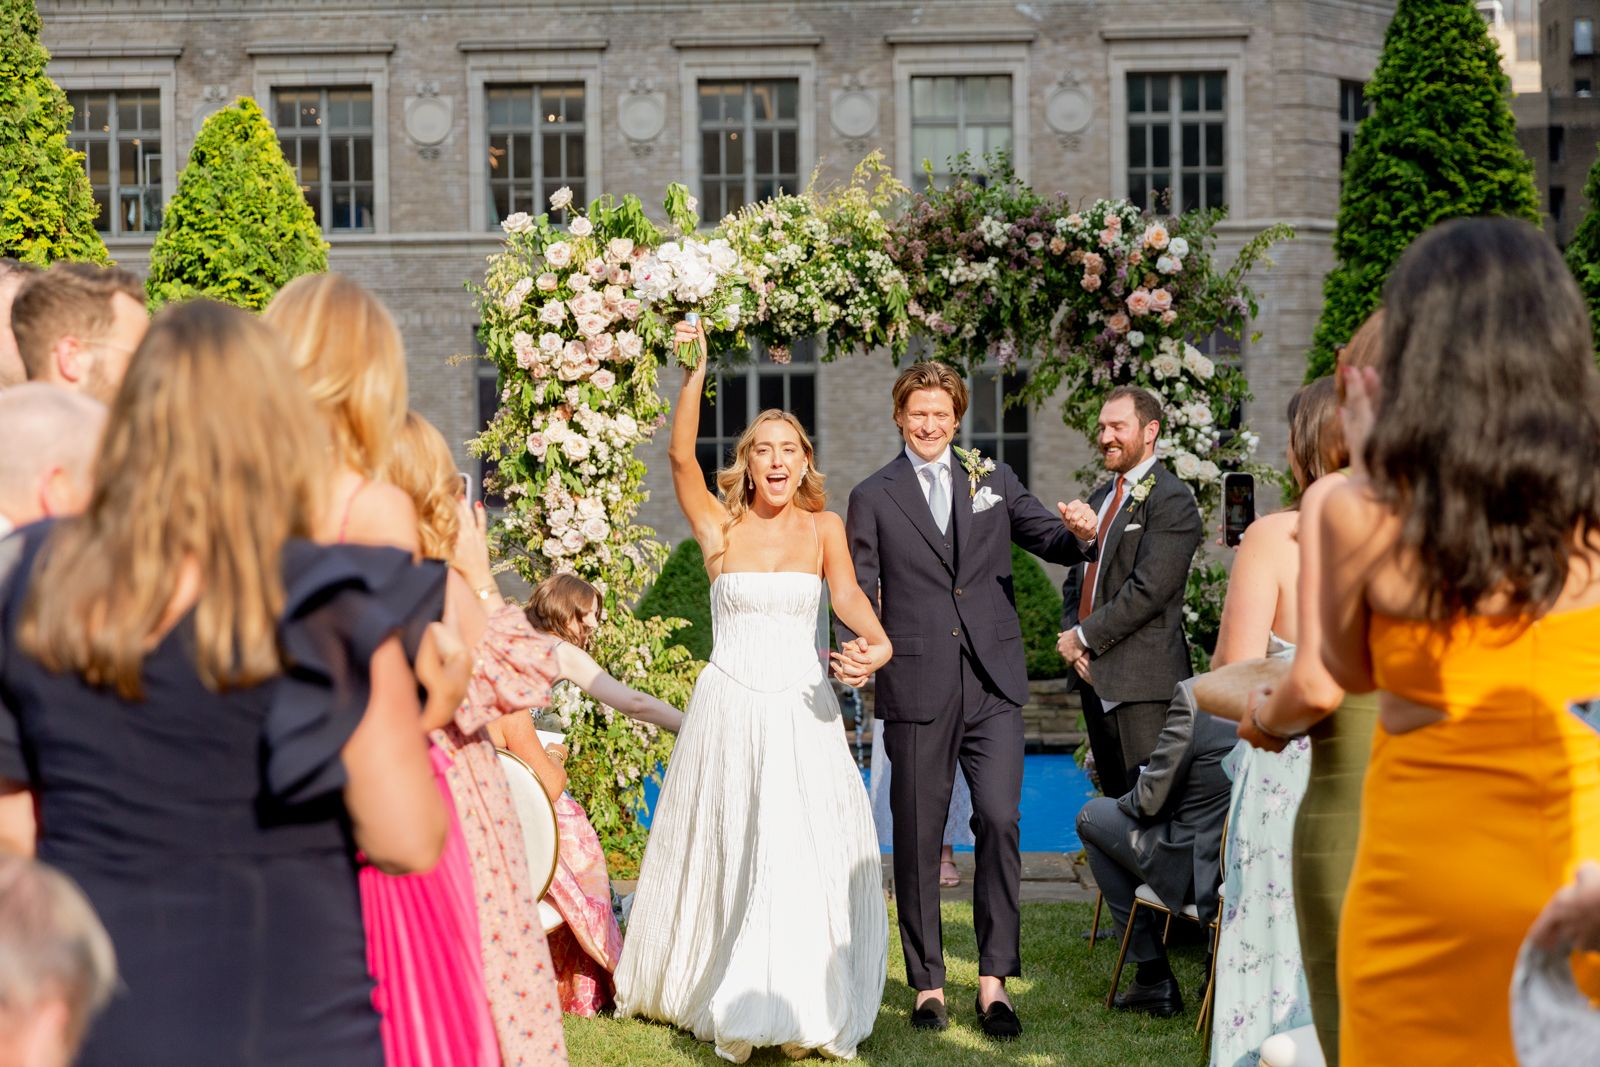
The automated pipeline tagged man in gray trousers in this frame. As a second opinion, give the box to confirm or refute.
[1058,385,1203,800]
[833,361,1098,1040]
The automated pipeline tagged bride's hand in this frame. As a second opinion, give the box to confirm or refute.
[675,319,708,379]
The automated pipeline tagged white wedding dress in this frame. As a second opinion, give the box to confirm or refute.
[614,571,887,1062]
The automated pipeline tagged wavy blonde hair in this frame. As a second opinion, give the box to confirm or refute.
[712,410,826,555]
[263,272,407,477]
[21,301,327,698]
[383,411,461,562]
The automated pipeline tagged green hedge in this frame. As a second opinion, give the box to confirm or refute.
[1567,148,1600,354]
[1012,543,1068,680]
[634,538,713,661]
[0,0,109,265]
[146,97,327,310]
[1305,0,1540,379]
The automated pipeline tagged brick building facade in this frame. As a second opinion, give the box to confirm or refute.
[38,0,1393,569]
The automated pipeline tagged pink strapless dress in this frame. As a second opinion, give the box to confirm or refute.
[360,745,500,1067]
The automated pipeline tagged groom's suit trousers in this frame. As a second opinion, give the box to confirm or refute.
[881,644,1024,989]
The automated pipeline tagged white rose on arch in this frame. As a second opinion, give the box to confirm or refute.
[569,216,594,238]
[549,186,574,212]
[1197,460,1221,483]
[1173,451,1203,480]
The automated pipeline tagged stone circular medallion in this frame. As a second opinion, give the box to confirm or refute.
[830,89,878,139]
[619,93,666,143]
[1045,86,1093,135]
[405,97,452,146]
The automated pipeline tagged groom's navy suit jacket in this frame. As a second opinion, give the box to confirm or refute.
[837,452,1093,723]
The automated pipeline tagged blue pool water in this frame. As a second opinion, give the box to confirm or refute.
[640,753,1095,854]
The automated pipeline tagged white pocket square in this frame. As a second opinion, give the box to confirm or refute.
[1125,523,1143,531]
[972,486,1003,513]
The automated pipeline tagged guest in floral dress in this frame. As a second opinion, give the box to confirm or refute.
[490,574,684,1015]
[382,411,569,1066]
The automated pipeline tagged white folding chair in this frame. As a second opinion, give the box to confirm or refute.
[497,747,564,934]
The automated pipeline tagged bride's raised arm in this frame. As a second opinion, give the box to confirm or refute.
[666,319,727,556]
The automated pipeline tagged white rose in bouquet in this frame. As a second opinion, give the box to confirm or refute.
[1151,353,1183,380]
[576,313,609,338]
[581,516,610,542]
[502,277,534,311]
[1183,345,1215,380]
[567,272,592,292]
[1173,451,1203,480]
[1197,460,1221,483]
[569,216,594,238]
[545,241,574,269]
[562,435,591,462]
[501,212,535,235]
[613,412,640,438]
[560,528,586,553]
[577,496,605,519]
[549,186,574,212]
[1167,237,1189,258]
[536,272,559,292]
[539,332,563,356]
[538,300,567,326]
[587,333,615,360]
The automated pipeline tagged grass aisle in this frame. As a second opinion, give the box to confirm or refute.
[565,900,1211,1066]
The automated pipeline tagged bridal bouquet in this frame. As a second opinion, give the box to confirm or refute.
[632,183,747,367]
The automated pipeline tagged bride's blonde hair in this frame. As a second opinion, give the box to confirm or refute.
[383,411,461,561]
[713,410,825,549]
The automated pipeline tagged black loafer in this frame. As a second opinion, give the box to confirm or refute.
[910,997,949,1031]
[975,995,1022,1039]
[1111,976,1183,1018]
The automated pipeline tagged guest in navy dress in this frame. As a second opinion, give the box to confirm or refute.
[0,300,461,1067]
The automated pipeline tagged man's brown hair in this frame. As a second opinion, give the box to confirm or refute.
[11,263,144,380]
[891,360,969,422]
[1105,384,1163,428]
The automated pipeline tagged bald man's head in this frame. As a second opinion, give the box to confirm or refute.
[0,384,107,529]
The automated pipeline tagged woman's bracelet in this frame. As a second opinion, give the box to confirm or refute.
[1249,707,1298,743]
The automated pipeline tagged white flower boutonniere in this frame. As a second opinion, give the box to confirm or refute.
[953,445,997,498]
[1125,472,1157,514]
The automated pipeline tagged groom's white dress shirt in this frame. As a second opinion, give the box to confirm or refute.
[905,444,953,533]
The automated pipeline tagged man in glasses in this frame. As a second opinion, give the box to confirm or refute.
[11,263,147,403]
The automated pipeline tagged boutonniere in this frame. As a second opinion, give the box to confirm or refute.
[1125,472,1157,513]
[953,445,997,498]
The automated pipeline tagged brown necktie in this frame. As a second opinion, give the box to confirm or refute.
[1078,475,1125,622]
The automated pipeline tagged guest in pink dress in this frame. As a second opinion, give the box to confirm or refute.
[488,575,684,1016]
[385,411,570,1065]
[264,277,504,1067]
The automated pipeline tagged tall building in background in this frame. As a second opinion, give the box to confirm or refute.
[1516,0,1600,248]
[38,0,1393,560]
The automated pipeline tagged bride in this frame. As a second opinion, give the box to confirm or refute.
[613,320,891,1061]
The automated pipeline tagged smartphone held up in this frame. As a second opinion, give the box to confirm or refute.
[1222,472,1255,547]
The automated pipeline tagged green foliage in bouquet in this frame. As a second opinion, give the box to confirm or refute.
[635,539,713,662]
[0,0,109,265]
[1566,152,1600,355]
[1010,544,1068,680]
[1306,0,1540,379]
[146,98,327,310]
[721,152,913,361]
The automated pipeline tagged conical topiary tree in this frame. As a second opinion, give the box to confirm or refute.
[146,97,327,310]
[1305,0,1541,379]
[0,0,110,265]
[1565,153,1600,353]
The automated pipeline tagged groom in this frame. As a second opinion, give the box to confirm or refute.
[834,361,1099,1039]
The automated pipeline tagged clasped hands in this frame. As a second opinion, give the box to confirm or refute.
[830,638,890,688]
[1055,627,1092,684]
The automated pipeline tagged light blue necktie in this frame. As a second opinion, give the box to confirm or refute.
[923,464,950,534]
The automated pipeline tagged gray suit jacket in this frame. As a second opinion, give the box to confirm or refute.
[1116,678,1234,925]
[1060,460,1203,704]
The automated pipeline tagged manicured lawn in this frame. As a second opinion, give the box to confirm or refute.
[565,900,1212,1066]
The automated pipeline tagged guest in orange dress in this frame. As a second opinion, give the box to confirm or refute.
[1316,217,1600,1066]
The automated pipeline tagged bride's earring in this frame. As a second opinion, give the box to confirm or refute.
[799,465,808,479]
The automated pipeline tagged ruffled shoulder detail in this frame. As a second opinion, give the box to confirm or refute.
[455,604,561,734]
[266,541,446,804]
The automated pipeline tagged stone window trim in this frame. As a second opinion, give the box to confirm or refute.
[890,39,1031,186]
[46,49,179,247]
[250,48,391,234]
[462,42,605,233]
[1106,34,1247,211]
[674,43,817,228]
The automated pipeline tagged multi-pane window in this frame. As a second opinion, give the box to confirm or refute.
[698,80,800,220]
[961,367,1030,488]
[67,90,162,235]
[1578,17,1596,56]
[485,84,585,228]
[273,87,375,233]
[909,75,1014,190]
[1338,80,1368,173]
[1126,72,1227,213]
[695,338,818,489]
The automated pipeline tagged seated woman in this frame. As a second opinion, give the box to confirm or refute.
[494,573,684,1016]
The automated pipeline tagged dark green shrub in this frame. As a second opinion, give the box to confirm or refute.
[1012,543,1068,680]
[1566,151,1600,353]
[634,538,712,661]
[1306,0,1540,379]
[146,97,326,310]
[0,0,109,265]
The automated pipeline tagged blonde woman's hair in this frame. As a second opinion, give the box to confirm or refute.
[526,574,602,648]
[383,411,461,561]
[20,300,327,699]
[263,272,408,478]
[712,410,825,558]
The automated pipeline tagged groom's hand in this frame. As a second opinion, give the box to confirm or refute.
[1057,499,1098,541]
[830,637,874,688]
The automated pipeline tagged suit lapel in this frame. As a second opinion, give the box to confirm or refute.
[884,455,954,570]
